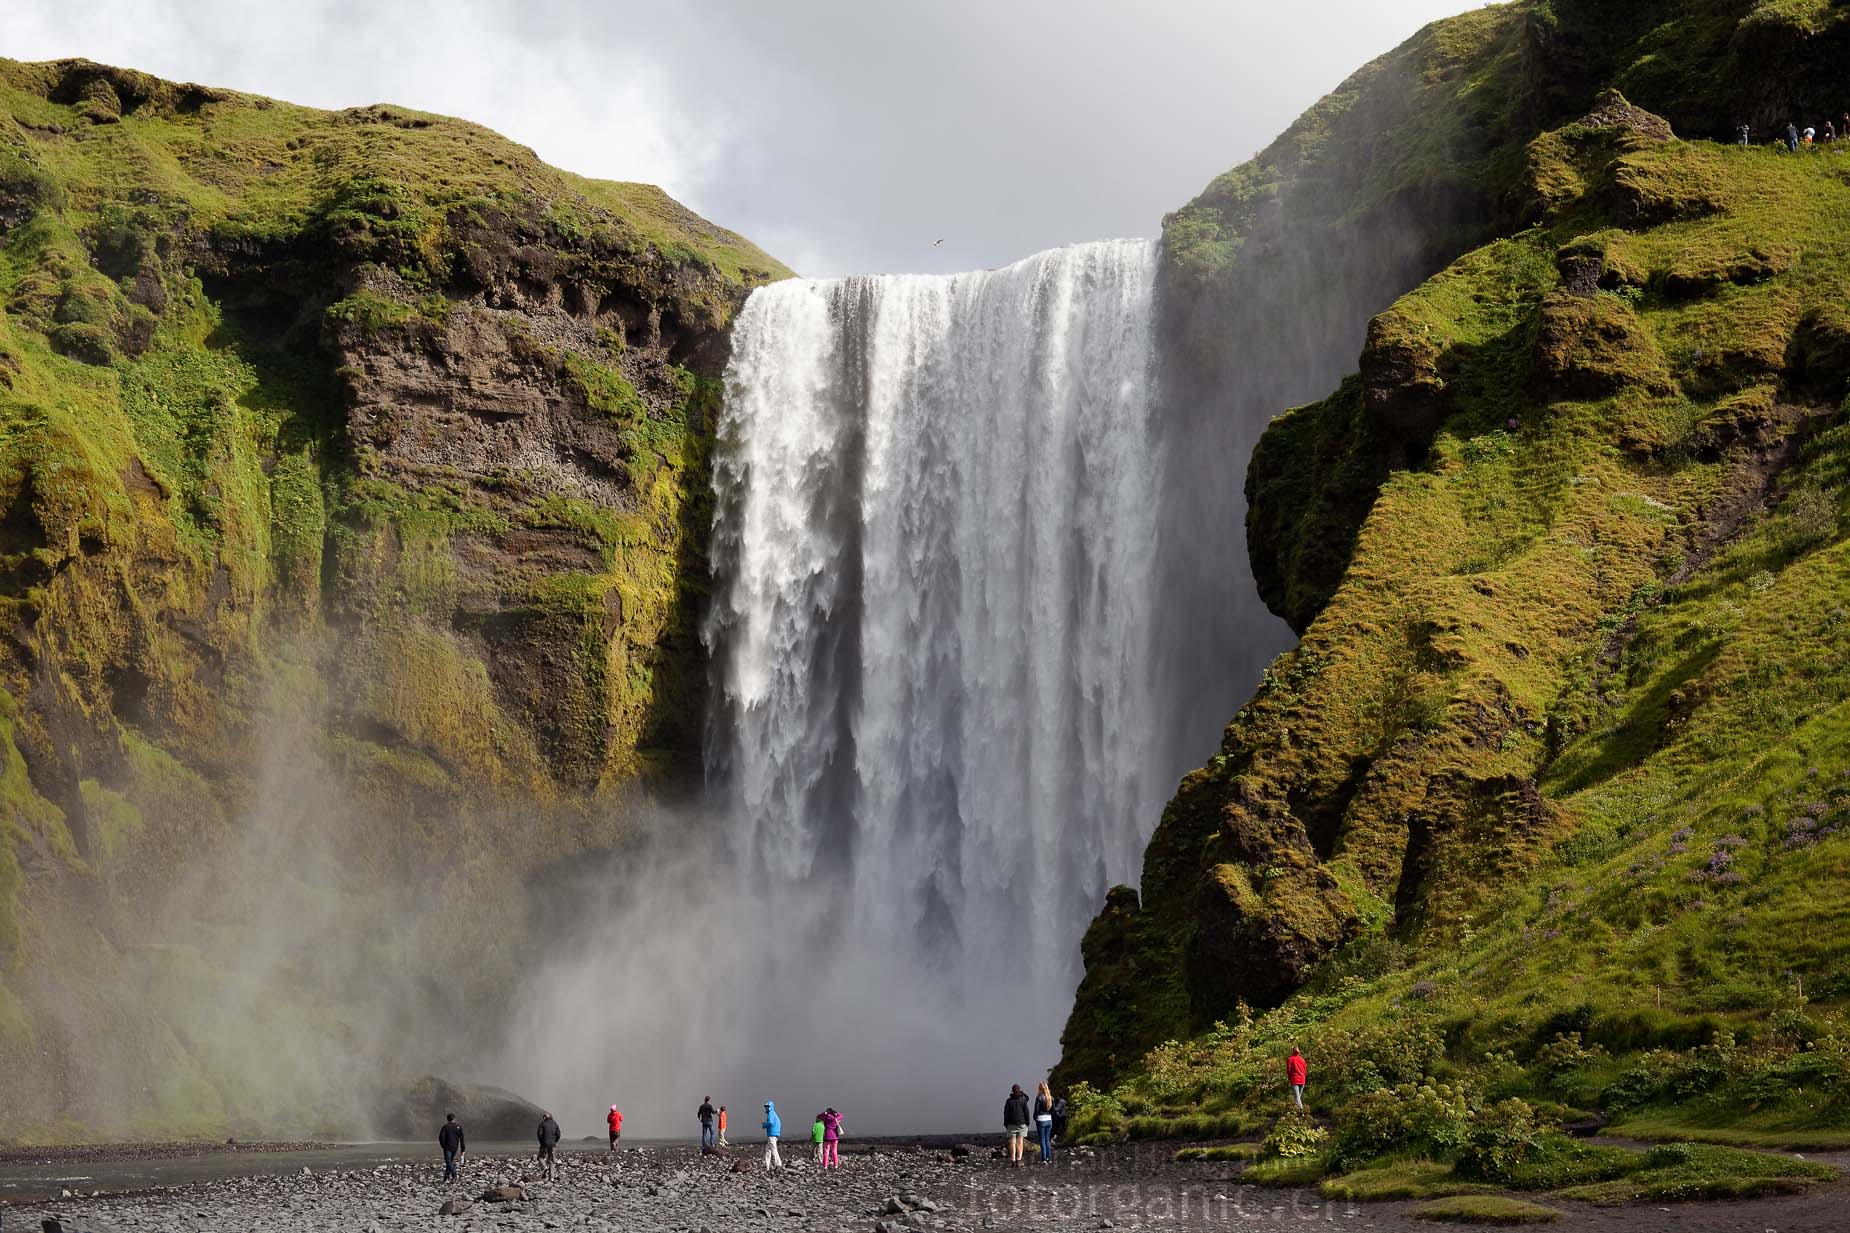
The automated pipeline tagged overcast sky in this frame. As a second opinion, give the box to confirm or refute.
[9,0,1472,276]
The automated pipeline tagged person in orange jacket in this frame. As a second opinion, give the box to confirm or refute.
[606,1104,623,1151]
[717,1104,730,1147]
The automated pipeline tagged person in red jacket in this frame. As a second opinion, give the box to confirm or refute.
[606,1105,623,1151]
[1286,1047,1308,1109]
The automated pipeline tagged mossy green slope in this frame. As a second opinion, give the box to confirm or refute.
[0,58,786,1140]
[1060,0,1850,1157]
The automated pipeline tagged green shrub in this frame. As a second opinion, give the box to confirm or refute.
[1642,1141,1694,1168]
[1063,1081,1125,1143]
[1600,1034,1745,1110]
[1333,1082,1472,1169]
[1531,1031,1604,1079]
[1319,1017,1448,1095]
[1457,1098,1545,1179]
[1262,1108,1331,1159]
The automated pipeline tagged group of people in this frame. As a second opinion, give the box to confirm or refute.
[725,1098,846,1169]
[696,1097,728,1148]
[1001,1082,1067,1166]
[1738,115,1850,151]
[434,1051,1313,1183]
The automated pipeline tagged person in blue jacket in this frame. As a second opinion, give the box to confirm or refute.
[761,1100,784,1169]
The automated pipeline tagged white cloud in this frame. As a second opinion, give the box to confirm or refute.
[5,0,1474,275]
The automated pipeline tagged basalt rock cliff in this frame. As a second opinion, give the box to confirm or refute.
[0,57,786,1139]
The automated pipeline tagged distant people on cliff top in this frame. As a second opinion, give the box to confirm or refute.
[438,1112,466,1182]
[819,1107,845,1168]
[762,1100,785,1169]
[717,1104,730,1147]
[1003,1084,1032,1166]
[1738,123,1752,146]
[698,1096,718,1150]
[1788,122,1802,151]
[537,1111,562,1180]
[1288,1045,1309,1109]
[607,1104,623,1151]
[1034,1082,1057,1163]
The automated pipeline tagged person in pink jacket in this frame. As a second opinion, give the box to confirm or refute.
[819,1107,844,1168]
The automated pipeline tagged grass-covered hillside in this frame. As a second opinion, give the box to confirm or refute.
[0,57,786,1140]
[1059,0,1850,1173]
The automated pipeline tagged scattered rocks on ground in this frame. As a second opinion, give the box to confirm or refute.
[12,1137,1843,1232]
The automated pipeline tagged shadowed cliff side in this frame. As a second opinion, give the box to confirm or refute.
[0,57,787,1139]
[1060,0,1850,1094]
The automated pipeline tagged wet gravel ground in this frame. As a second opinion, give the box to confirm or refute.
[7,1139,1849,1232]
[0,1142,344,1166]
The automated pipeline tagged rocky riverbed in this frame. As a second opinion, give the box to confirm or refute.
[8,1140,1850,1232]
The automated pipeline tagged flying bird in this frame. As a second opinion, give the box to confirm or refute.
[933,238,945,247]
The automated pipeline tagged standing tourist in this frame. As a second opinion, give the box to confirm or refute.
[762,1100,785,1169]
[820,1107,844,1168]
[1003,1084,1032,1167]
[1034,1082,1056,1163]
[811,1112,826,1163]
[717,1104,729,1147]
[1287,1046,1309,1109]
[438,1112,466,1183]
[536,1111,562,1181]
[606,1104,623,1151]
[698,1096,718,1150]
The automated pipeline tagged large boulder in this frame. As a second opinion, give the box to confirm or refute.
[378,1075,546,1141]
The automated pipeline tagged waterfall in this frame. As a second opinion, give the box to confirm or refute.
[705,238,1167,1012]
[503,239,1271,1133]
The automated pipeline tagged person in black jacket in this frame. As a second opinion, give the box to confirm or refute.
[437,1112,465,1182]
[697,1096,718,1150]
[537,1111,562,1180]
[1003,1085,1032,1166]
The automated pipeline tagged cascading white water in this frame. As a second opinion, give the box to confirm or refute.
[705,238,1166,1024]
[503,238,1264,1134]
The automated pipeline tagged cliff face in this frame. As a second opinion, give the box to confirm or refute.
[0,58,787,1139]
[1059,0,1850,1109]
